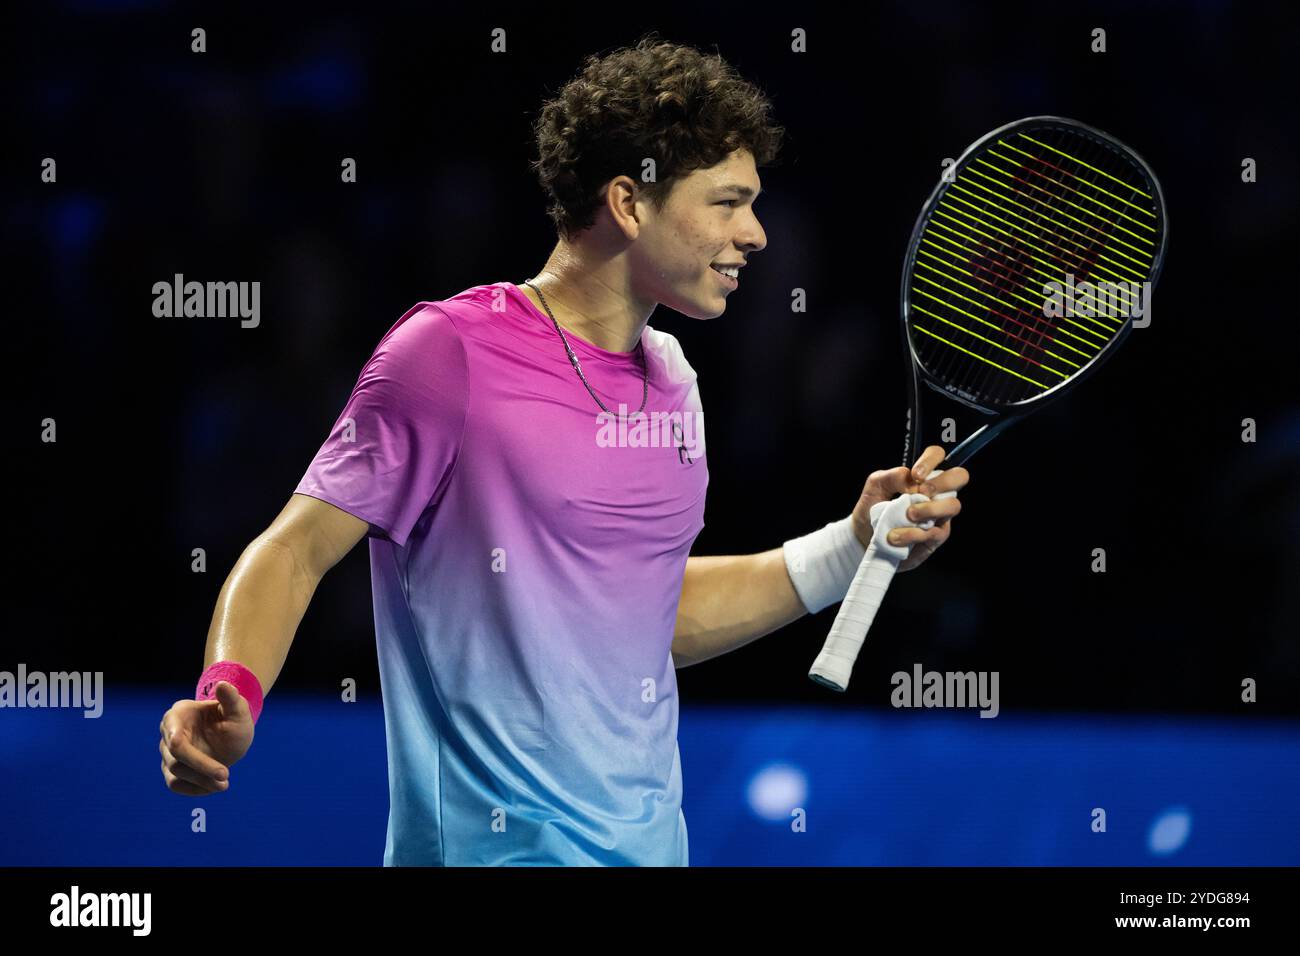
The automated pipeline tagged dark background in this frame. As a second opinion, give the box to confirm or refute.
[8,1,1298,720]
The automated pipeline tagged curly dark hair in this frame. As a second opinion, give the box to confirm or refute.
[531,33,785,241]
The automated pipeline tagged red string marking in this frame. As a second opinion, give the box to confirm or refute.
[967,238,1060,351]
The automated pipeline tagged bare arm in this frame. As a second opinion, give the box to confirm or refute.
[160,494,368,796]
[671,549,809,669]
[671,448,970,670]
[202,493,370,694]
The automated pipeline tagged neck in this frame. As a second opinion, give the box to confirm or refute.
[523,239,653,353]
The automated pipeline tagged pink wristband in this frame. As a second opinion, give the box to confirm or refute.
[195,661,265,725]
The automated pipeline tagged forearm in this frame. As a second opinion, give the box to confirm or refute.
[202,535,321,695]
[671,549,807,668]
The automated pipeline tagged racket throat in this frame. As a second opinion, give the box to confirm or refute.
[946,417,1018,467]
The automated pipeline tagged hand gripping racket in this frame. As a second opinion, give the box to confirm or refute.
[809,116,1168,692]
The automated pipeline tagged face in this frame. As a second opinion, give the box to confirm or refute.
[628,148,767,319]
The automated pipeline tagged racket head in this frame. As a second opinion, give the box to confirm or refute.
[900,116,1168,421]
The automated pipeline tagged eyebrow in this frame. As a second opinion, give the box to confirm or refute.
[714,184,763,199]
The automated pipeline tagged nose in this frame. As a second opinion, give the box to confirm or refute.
[737,209,766,254]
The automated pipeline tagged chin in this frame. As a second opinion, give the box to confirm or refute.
[685,303,726,320]
[668,295,727,320]
[696,290,731,319]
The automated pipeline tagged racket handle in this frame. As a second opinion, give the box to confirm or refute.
[808,470,955,692]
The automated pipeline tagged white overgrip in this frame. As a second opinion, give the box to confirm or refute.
[808,469,955,691]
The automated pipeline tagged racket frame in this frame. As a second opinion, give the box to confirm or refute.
[899,115,1168,468]
[808,116,1169,693]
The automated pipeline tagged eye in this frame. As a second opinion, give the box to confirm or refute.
[717,199,738,207]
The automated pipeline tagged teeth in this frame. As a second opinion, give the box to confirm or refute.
[712,265,739,278]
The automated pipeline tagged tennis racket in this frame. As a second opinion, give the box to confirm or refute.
[808,115,1168,692]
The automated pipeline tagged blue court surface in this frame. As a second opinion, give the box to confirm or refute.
[3,691,1296,865]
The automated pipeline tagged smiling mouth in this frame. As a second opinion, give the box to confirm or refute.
[710,264,740,288]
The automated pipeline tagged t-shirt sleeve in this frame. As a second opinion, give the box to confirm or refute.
[294,303,469,549]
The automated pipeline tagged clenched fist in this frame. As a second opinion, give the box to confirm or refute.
[159,681,255,796]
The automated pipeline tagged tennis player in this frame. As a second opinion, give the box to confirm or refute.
[158,34,968,865]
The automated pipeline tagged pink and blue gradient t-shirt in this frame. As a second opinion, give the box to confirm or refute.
[294,281,708,865]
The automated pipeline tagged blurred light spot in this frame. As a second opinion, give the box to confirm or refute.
[45,195,106,257]
[266,53,362,113]
[746,763,807,822]
[1148,806,1192,856]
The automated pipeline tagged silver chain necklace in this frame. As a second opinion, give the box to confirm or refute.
[522,278,647,418]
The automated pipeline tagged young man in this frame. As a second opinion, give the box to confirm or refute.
[158,35,967,865]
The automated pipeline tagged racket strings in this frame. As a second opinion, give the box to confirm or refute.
[965,128,1154,403]
[987,128,1156,403]
[961,129,1130,403]
[960,133,1127,400]
[909,123,1163,406]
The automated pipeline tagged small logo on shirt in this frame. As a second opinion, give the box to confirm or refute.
[671,422,693,464]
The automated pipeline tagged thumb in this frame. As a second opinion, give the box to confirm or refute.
[214,680,248,722]
[866,466,914,500]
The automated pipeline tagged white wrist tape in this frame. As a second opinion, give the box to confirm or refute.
[782,515,867,614]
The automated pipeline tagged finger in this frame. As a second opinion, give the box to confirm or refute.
[902,531,948,559]
[162,760,222,797]
[160,737,229,789]
[867,466,916,499]
[887,527,931,547]
[213,680,248,722]
[161,718,229,783]
[890,522,951,546]
[162,755,224,794]
[905,539,942,566]
[926,524,950,545]
[906,498,962,523]
[160,736,227,787]
[162,747,229,791]
[911,445,947,484]
[165,777,211,797]
[159,705,186,737]
[923,466,969,497]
